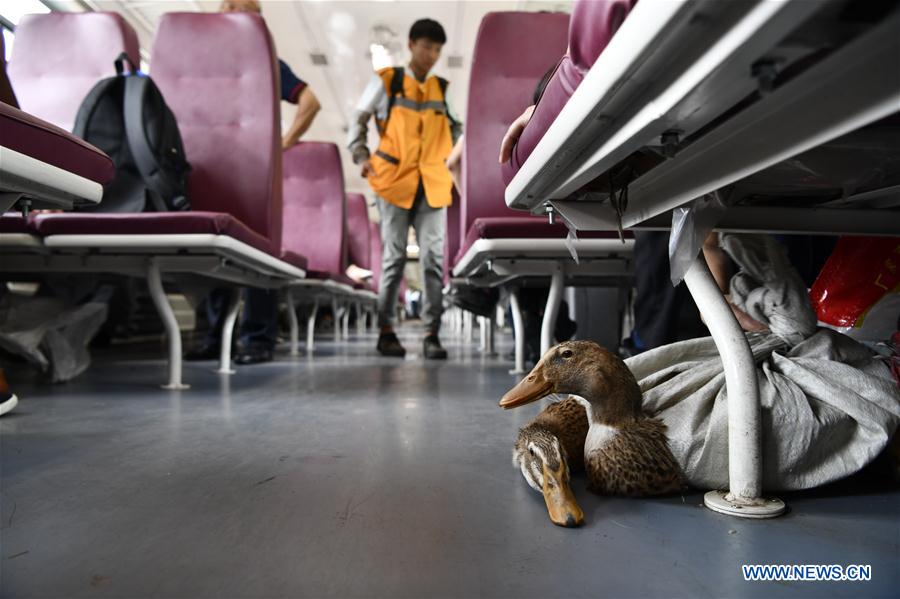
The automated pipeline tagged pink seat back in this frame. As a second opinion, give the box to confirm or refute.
[282,142,348,276]
[346,193,371,270]
[502,0,636,180]
[461,12,569,244]
[8,12,139,131]
[151,13,282,251]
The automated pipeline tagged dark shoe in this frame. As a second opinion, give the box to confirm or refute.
[185,342,220,361]
[377,332,406,357]
[423,335,448,360]
[235,346,274,365]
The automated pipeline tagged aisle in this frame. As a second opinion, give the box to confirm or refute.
[1,324,897,598]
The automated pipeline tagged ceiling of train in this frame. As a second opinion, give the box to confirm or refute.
[77,0,574,195]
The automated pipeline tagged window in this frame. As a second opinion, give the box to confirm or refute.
[1,0,53,61]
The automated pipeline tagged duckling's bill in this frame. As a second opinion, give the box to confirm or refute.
[542,462,584,528]
[499,363,552,409]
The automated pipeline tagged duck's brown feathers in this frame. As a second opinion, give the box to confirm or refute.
[530,397,589,471]
[585,415,683,497]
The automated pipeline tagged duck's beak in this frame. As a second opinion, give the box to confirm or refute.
[542,462,584,528]
[499,362,552,409]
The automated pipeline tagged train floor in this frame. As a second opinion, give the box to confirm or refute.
[1,323,898,598]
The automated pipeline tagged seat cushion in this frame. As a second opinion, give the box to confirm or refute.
[32,211,272,254]
[305,269,356,288]
[456,216,627,264]
[280,249,308,271]
[0,214,31,234]
[0,102,114,185]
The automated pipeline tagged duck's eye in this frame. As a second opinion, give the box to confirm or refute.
[561,349,574,359]
[528,447,535,457]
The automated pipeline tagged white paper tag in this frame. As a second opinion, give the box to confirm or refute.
[564,225,580,265]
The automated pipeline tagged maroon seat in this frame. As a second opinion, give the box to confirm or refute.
[459,217,623,256]
[282,142,348,282]
[346,193,371,271]
[8,12,140,132]
[153,12,284,256]
[0,215,30,234]
[455,12,569,266]
[0,102,114,185]
[32,211,272,253]
[501,0,636,182]
[22,13,291,260]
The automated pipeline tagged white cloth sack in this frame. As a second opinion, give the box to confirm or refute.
[0,293,108,383]
[626,234,900,491]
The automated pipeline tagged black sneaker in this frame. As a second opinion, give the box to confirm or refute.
[235,345,274,365]
[423,335,448,360]
[377,332,406,357]
[184,342,221,361]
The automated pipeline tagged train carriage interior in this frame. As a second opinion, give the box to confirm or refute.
[0,0,898,597]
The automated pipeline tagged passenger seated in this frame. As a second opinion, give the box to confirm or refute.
[187,0,321,365]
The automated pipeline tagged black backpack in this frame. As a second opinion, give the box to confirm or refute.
[73,53,190,213]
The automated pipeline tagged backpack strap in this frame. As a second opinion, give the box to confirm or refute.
[379,66,405,135]
[123,74,177,211]
[435,76,458,135]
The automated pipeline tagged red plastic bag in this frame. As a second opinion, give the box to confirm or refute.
[810,236,900,328]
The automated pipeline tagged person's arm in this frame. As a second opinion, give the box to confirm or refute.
[347,73,386,178]
[702,232,769,333]
[499,105,535,163]
[446,134,464,192]
[282,87,320,149]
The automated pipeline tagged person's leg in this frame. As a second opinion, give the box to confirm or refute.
[376,195,410,356]
[631,231,684,351]
[413,187,448,359]
[186,287,230,359]
[236,287,277,364]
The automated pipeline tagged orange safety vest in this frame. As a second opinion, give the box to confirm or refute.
[368,67,455,209]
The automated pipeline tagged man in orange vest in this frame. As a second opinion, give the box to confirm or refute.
[349,19,462,359]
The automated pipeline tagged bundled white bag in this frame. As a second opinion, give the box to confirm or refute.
[0,292,108,383]
[627,234,900,491]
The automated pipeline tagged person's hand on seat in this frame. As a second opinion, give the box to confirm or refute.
[499,105,535,163]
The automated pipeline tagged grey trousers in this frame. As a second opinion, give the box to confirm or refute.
[376,185,445,333]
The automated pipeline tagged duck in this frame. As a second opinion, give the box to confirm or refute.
[501,340,683,501]
[513,396,589,527]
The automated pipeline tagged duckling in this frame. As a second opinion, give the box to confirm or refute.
[513,396,588,527]
[501,340,683,497]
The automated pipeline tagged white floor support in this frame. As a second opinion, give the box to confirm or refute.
[146,260,189,390]
[332,298,341,343]
[356,302,365,337]
[683,254,785,518]
[306,299,319,354]
[540,267,565,357]
[479,317,487,352]
[342,304,351,340]
[485,317,497,356]
[218,289,240,374]
[286,289,300,357]
[509,290,526,375]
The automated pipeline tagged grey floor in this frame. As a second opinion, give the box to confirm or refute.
[1,325,898,598]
